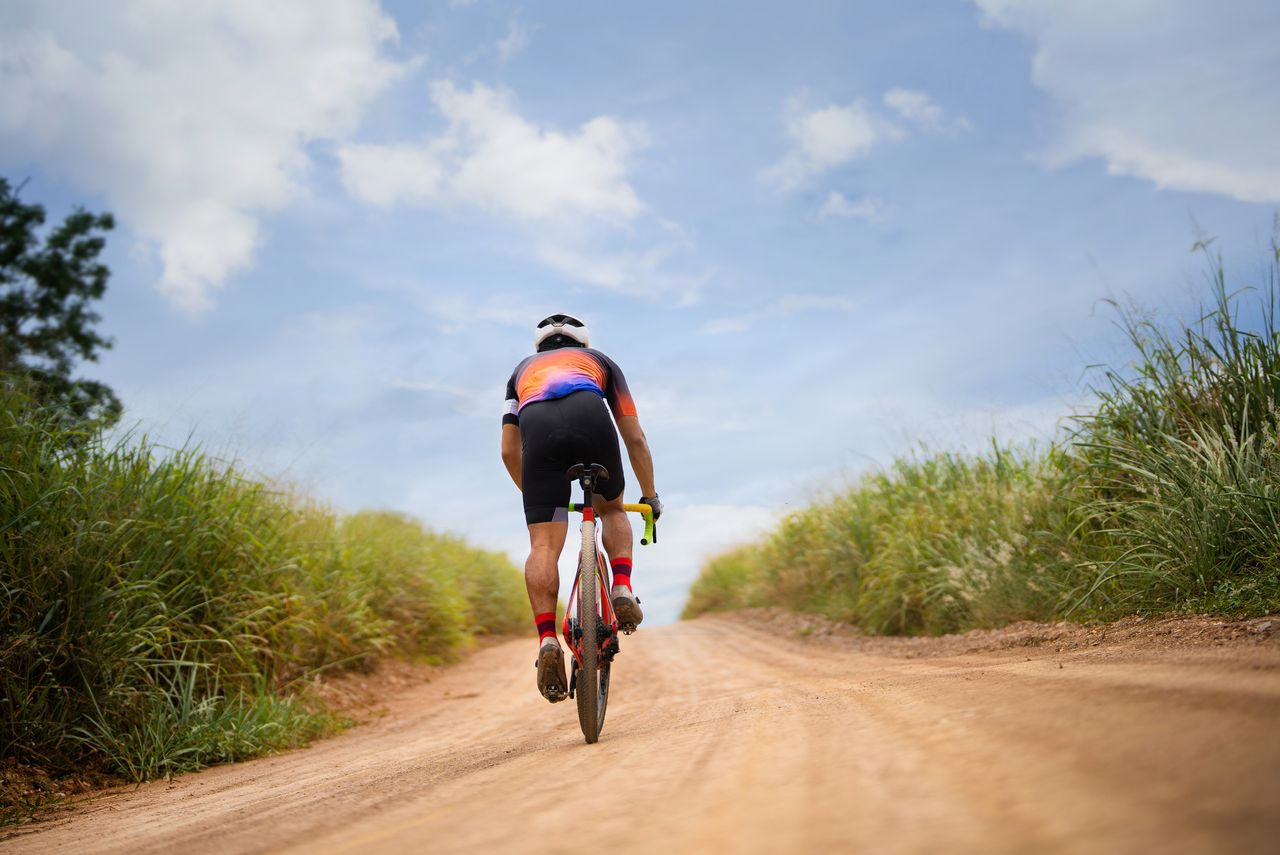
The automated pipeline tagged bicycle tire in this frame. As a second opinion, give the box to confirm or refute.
[595,546,612,732]
[597,654,611,732]
[576,515,600,743]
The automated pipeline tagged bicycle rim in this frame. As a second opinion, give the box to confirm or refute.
[576,517,600,743]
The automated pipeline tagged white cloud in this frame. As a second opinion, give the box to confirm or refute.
[0,0,408,312]
[658,503,778,562]
[818,191,882,220]
[763,87,966,190]
[339,81,709,298]
[390,378,492,417]
[639,502,778,622]
[340,80,646,222]
[297,304,383,339]
[699,314,755,335]
[762,97,901,190]
[973,0,1280,203]
[790,102,886,163]
[533,239,708,301]
[844,392,1077,458]
[496,17,532,62]
[883,88,971,133]
[423,292,550,332]
[332,142,449,208]
[699,292,856,334]
[775,294,858,313]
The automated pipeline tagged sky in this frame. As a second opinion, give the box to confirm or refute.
[2,0,1279,624]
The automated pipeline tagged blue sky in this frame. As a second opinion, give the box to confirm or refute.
[3,1,1278,623]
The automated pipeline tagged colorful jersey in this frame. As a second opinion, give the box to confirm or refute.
[503,347,637,425]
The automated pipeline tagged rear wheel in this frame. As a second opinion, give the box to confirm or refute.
[595,547,614,732]
[597,643,611,731]
[576,519,600,743]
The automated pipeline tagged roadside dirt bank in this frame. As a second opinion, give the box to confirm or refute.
[735,607,1280,656]
[0,640,510,826]
[3,612,1277,854]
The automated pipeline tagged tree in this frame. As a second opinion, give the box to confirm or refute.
[0,178,121,426]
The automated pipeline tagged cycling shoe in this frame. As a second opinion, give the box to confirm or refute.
[535,640,568,703]
[611,587,644,635]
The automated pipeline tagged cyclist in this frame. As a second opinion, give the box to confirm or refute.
[501,313,662,703]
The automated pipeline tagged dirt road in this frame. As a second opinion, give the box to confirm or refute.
[5,615,1279,854]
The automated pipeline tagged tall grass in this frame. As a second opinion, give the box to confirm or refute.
[685,446,1084,634]
[1071,245,1280,616]
[1,387,526,782]
[685,242,1280,634]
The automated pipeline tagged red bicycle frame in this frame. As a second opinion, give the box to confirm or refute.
[560,505,619,668]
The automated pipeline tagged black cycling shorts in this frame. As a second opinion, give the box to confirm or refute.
[519,389,624,525]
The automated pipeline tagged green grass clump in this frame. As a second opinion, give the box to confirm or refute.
[685,241,1280,634]
[1070,245,1280,617]
[685,446,1082,634]
[0,390,526,783]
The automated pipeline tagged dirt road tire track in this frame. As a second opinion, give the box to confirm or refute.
[4,615,1278,854]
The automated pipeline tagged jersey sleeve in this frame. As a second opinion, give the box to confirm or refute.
[502,371,520,426]
[599,352,638,418]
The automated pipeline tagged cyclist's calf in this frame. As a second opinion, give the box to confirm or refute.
[525,522,567,617]
[594,491,633,566]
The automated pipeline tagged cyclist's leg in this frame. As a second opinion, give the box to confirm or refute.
[595,479,643,630]
[595,491,632,567]
[529,517,570,703]
[518,398,577,701]
[518,398,573,645]
[525,519,568,621]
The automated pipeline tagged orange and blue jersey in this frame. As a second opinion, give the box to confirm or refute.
[503,347,637,425]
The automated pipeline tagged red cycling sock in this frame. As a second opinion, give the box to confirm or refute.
[534,611,557,643]
[610,557,633,591]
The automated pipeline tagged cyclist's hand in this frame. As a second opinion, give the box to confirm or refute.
[640,494,663,521]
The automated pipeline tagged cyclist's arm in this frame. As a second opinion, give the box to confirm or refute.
[501,371,522,490]
[501,423,522,490]
[616,415,656,497]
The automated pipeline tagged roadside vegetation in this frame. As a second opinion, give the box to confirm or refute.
[1,179,527,817]
[1,386,527,792]
[685,241,1280,634]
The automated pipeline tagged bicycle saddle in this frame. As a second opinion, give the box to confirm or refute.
[565,463,610,483]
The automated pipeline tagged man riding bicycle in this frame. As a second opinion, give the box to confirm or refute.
[501,313,662,703]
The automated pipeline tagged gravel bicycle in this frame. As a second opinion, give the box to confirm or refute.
[563,462,657,744]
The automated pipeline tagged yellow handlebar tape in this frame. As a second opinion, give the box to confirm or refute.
[566,502,656,545]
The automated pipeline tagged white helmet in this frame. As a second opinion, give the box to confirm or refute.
[534,313,590,350]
